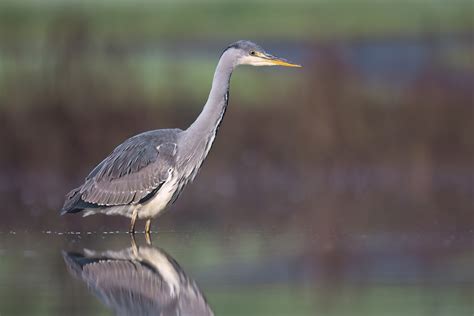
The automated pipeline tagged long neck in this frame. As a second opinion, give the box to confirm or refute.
[186,51,235,136]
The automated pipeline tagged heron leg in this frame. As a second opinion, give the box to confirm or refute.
[145,219,152,245]
[145,232,152,245]
[145,219,152,234]
[130,233,139,256]
[129,208,138,234]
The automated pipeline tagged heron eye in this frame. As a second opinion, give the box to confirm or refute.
[250,51,256,56]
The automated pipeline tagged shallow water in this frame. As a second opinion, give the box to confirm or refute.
[0,228,472,316]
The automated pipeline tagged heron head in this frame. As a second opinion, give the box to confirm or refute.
[224,40,301,68]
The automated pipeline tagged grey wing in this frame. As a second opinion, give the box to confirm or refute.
[62,129,180,212]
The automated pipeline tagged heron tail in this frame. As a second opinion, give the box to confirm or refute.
[60,187,83,215]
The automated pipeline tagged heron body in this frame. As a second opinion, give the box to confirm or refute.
[61,40,300,232]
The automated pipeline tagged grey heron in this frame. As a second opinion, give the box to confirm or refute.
[63,243,214,315]
[61,40,301,233]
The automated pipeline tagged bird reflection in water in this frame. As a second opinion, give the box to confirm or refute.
[62,237,214,316]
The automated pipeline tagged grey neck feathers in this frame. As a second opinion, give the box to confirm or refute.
[186,50,236,138]
[178,50,237,177]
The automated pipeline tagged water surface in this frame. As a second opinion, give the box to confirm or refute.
[0,228,472,315]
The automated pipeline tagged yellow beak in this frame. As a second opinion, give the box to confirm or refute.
[257,52,302,68]
[267,56,302,67]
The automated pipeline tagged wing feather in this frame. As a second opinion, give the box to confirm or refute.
[61,129,180,213]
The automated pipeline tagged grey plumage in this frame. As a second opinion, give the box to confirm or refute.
[60,40,300,231]
[223,40,264,53]
[62,130,179,213]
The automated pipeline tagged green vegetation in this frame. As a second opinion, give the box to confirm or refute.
[0,0,472,42]
[0,0,472,106]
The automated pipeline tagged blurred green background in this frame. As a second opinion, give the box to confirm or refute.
[0,0,473,315]
[0,0,472,232]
